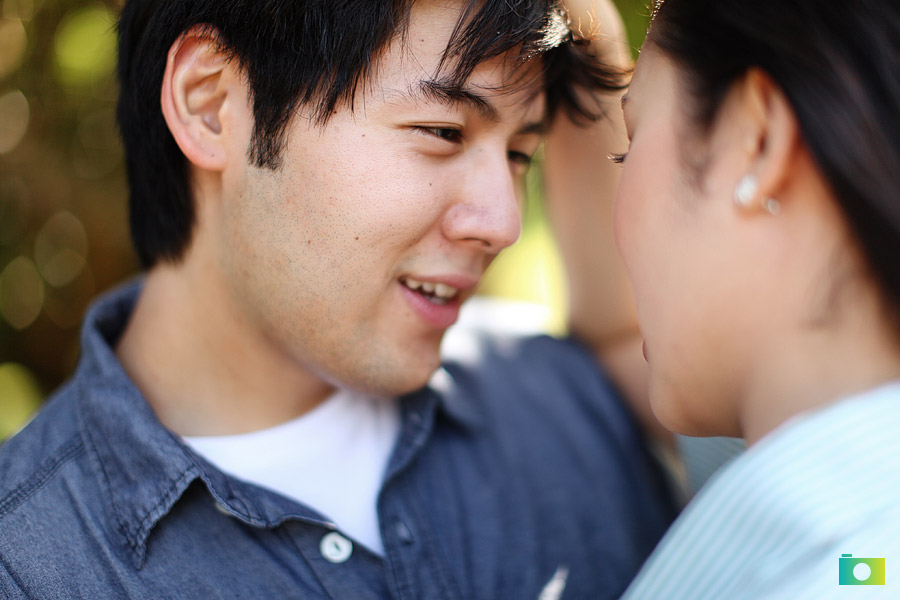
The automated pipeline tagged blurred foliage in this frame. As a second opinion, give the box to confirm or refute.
[1,0,136,440]
[0,0,650,439]
[614,0,654,58]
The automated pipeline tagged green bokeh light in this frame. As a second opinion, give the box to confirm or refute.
[53,4,116,89]
[0,363,42,440]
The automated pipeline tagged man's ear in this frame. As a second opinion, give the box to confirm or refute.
[739,68,800,208]
[161,26,241,171]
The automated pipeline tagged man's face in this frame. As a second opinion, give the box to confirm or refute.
[211,0,545,396]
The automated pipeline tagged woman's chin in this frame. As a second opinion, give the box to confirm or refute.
[650,386,741,438]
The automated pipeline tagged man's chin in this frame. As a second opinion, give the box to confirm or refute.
[331,351,442,399]
[377,363,442,398]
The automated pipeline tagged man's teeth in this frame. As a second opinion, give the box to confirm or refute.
[403,277,459,299]
[435,283,455,298]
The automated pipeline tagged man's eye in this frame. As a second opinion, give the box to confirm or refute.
[508,151,533,167]
[417,127,463,143]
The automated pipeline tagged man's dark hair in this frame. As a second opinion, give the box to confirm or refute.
[648,0,900,323]
[117,0,623,268]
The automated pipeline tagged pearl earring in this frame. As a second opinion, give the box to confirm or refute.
[763,197,781,215]
[733,175,757,207]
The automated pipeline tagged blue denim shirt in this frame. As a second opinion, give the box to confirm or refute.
[0,282,675,599]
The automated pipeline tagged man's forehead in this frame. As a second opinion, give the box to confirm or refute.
[373,0,551,102]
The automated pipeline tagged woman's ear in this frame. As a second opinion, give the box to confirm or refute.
[161,26,242,171]
[738,68,801,210]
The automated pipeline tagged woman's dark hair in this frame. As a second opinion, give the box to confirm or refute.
[117,0,622,267]
[647,0,900,319]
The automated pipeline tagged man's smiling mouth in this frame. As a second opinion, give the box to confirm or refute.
[399,276,460,305]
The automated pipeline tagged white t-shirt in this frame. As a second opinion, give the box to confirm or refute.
[182,389,401,556]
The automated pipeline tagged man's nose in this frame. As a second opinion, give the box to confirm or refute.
[441,153,522,252]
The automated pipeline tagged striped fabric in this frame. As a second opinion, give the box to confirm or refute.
[622,381,900,599]
[677,435,745,496]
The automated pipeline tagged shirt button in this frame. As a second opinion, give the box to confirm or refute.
[320,531,353,563]
[394,521,413,544]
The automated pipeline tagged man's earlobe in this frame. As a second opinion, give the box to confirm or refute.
[160,27,235,171]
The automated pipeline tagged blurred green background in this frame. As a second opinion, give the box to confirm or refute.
[0,0,652,440]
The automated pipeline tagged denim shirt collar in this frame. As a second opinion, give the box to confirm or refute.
[72,279,480,568]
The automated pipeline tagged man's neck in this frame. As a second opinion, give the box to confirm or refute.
[115,262,335,436]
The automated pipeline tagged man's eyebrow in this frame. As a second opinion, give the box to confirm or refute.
[416,78,500,123]
[412,78,547,135]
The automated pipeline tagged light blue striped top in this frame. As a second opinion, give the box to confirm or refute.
[622,381,900,599]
